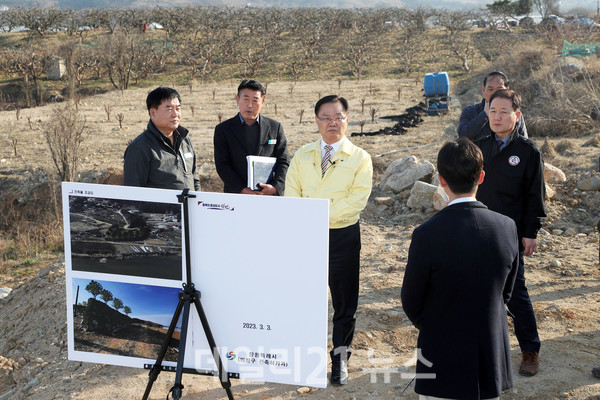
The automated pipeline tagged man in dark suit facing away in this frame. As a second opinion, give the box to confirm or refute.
[214,79,289,195]
[401,138,519,400]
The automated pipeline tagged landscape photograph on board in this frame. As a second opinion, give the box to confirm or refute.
[72,278,181,361]
[69,196,183,280]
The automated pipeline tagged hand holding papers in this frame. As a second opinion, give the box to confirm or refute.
[247,156,276,191]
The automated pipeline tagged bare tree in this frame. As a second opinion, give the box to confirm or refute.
[0,46,50,107]
[396,9,429,76]
[116,113,125,129]
[17,7,65,37]
[242,37,273,78]
[100,32,144,91]
[340,13,385,82]
[150,6,193,39]
[178,36,219,81]
[43,102,88,182]
[533,0,560,18]
[358,120,366,134]
[370,106,379,122]
[285,10,325,83]
[435,10,477,72]
[0,7,24,33]
[342,30,378,81]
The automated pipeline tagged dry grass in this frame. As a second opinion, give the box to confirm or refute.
[584,133,600,147]
[541,137,557,159]
[0,177,63,280]
[488,45,600,137]
[555,139,576,154]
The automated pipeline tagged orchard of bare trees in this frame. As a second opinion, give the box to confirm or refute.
[0,4,598,110]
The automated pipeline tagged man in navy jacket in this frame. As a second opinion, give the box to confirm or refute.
[402,137,519,400]
[475,89,546,377]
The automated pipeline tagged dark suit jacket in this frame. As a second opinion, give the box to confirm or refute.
[401,201,519,400]
[213,114,289,194]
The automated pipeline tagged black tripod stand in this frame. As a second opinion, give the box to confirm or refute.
[142,189,235,400]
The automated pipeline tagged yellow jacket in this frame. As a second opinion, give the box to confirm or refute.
[285,138,373,229]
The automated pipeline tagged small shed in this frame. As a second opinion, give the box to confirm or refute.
[46,57,66,80]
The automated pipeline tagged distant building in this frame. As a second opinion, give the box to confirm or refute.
[47,57,66,81]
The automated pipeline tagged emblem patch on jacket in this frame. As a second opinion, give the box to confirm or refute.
[508,156,520,166]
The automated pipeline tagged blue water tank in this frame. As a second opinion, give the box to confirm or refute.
[424,72,450,97]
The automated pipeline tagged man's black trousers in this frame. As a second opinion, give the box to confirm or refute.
[328,221,361,362]
[507,250,541,353]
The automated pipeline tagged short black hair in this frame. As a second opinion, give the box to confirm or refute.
[437,138,483,195]
[146,87,181,111]
[483,71,509,87]
[489,89,521,111]
[314,95,349,115]
[237,80,266,96]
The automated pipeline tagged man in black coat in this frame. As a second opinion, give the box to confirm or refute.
[213,80,289,195]
[458,71,528,141]
[402,138,519,400]
[401,138,519,400]
[475,89,546,377]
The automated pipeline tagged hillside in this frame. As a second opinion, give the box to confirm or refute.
[0,75,598,399]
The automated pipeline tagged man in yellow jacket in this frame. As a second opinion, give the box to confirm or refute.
[285,95,373,386]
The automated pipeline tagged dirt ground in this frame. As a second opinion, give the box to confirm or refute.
[0,78,599,399]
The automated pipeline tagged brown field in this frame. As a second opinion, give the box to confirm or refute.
[0,75,599,399]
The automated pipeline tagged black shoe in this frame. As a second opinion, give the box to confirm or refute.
[593,366,600,379]
[330,359,348,385]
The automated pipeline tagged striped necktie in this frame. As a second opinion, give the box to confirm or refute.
[321,145,333,177]
[497,139,504,151]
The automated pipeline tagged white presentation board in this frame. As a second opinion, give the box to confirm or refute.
[63,182,329,388]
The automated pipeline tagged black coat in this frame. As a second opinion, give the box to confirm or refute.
[213,114,289,194]
[401,201,519,400]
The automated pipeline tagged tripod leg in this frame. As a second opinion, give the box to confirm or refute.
[170,298,192,400]
[193,295,235,400]
[142,295,185,400]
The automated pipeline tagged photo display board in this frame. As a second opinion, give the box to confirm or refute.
[63,182,330,388]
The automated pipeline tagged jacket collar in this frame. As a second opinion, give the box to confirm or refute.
[437,200,488,215]
[147,120,188,143]
[310,136,352,157]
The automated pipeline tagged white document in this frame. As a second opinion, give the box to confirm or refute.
[247,155,276,190]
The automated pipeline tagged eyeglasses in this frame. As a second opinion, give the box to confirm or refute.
[316,115,347,123]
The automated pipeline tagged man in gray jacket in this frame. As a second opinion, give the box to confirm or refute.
[124,86,200,191]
